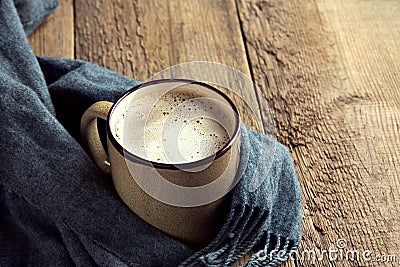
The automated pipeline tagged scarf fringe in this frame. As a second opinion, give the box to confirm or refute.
[180,204,299,266]
[181,204,298,266]
[244,235,299,267]
[202,207,264,266]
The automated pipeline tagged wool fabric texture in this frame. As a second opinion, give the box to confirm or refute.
[0,0,302,266]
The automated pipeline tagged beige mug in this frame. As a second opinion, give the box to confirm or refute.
[80,79,241,248]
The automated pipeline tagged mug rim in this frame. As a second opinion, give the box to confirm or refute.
[107,78,240,170]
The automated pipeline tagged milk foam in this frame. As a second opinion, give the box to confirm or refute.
[112,87,234,164]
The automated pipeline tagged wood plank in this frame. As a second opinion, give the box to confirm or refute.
[237,0,400,266]
[74,0,264,132]
[28,0,74,58]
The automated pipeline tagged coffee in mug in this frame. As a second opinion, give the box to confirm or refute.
[112,87,232,164]
[81,79,241,248]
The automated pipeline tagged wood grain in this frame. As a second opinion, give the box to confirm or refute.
[237,0,400,266]
[28,0,74,58]
[74,0,264,132]
[31,0,400,265]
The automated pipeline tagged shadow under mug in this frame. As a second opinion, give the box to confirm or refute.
[80,79,241,248]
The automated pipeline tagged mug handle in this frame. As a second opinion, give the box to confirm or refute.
[80,101,114,174]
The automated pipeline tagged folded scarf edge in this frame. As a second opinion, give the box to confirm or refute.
[181,203,301,266]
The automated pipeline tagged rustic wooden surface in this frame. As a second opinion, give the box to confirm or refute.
[28,0,74,58]
[29,0,400,266]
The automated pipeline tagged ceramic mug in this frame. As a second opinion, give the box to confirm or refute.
[80,79,241,248]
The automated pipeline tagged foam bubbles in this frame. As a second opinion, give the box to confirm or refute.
[114,87,233,164]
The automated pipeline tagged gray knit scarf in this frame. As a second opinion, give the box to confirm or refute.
[0,0,302,266]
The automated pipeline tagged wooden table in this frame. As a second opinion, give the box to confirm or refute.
[29,1,400,266]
